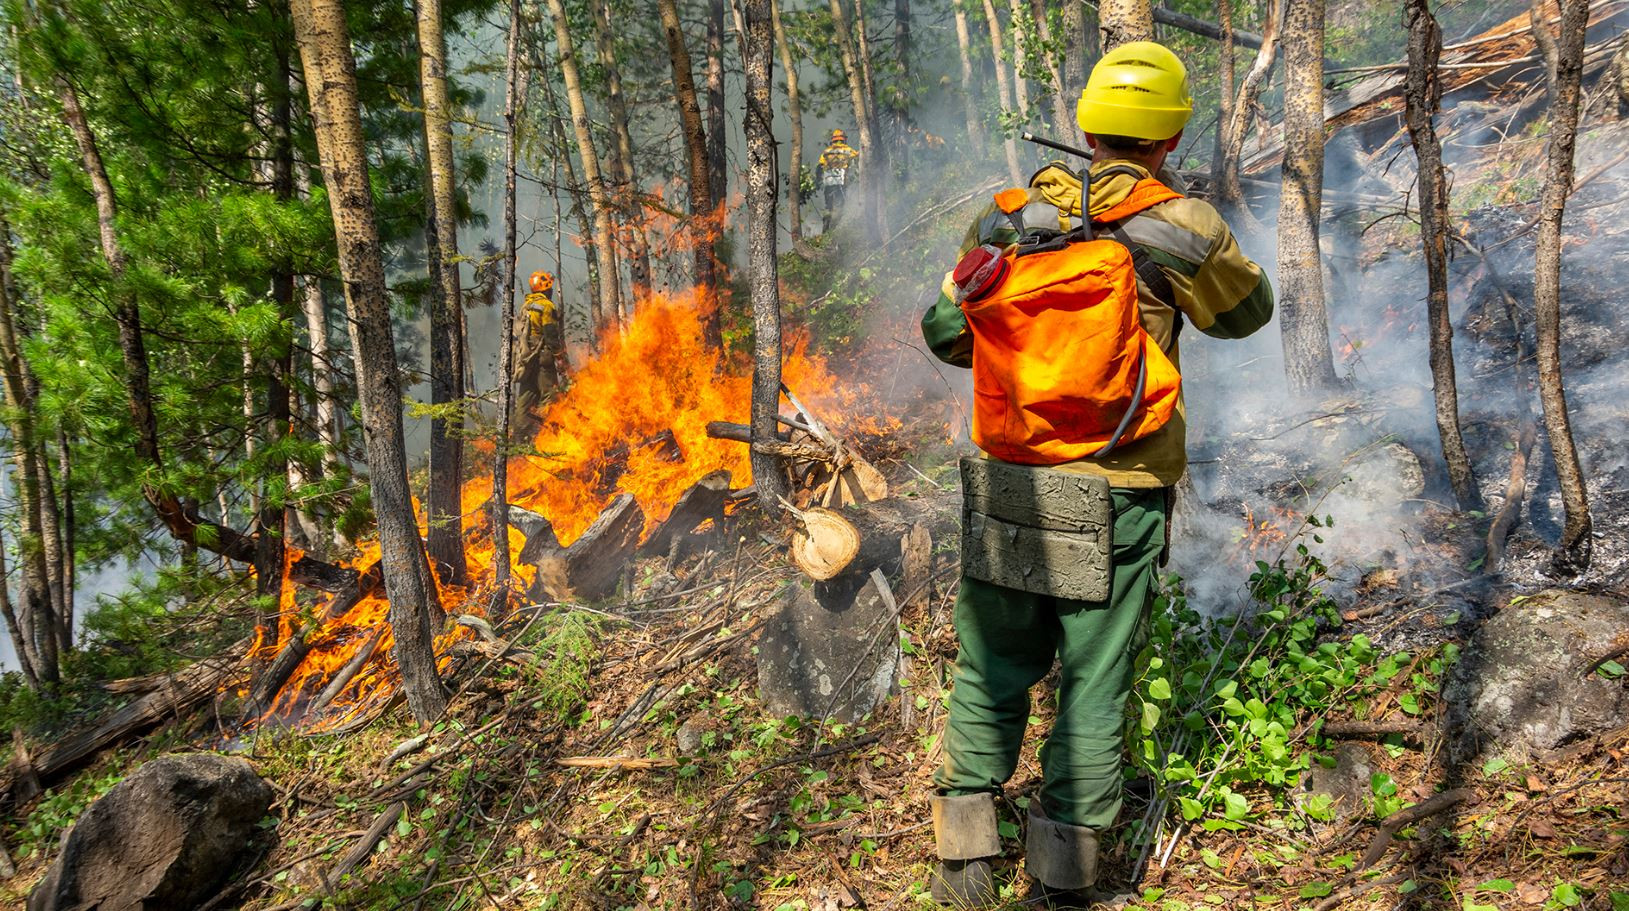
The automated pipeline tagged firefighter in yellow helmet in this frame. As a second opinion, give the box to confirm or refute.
[816,128,859,232]
[920,42,1274,907]
[513,270,566,438]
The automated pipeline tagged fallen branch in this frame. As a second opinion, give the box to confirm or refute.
[1324,719,1424,740]
[1,639,250,805]
[1486,422,1538,571]
[556,756,678,771]
[1358,788,1475,870]
[326,801,405,889]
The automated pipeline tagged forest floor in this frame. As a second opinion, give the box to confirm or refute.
[4,419,1627,911]
[6,109,1629,911]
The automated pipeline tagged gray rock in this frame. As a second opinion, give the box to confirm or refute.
[29,753,274,911]
[1300,742,1376,823]
[675,718,706,754]
[758,577,899,723]
[1448,589,1629,760]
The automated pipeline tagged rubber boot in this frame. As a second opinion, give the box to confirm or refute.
[1025,803,1100,909]
[929,793,1000,907]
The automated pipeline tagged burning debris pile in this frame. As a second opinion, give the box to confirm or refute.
[243,290,903,733]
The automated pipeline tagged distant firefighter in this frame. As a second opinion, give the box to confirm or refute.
[817,128,859,232]
[513,270,566,439]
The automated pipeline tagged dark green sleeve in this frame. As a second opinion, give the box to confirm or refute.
[1202,272,1275,340]
[922,289,972,367]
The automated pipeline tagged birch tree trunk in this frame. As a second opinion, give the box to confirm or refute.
[0,217,56,686]
[771,0,805,242]
[657,0,721,345]
[1404,0,1483,513]
[545,0,622,338]
[1007,0,1030,133]
[591,0,653,299]
[743,0,789,512]
[416,0,468,585]
[1098,0,1153,50]
[291,0,449,723]
[1276,0,1336,393]
[0,522,40,689]
[954,1,986,157]
[535,43,601,348]
[980,0,1023,184]
[1531,0,1592,571]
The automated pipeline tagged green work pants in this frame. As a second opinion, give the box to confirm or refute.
[934,487,1166,831]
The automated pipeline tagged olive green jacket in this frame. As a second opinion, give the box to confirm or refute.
[922,160,1274,488]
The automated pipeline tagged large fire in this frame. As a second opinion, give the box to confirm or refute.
[251,289,889,731]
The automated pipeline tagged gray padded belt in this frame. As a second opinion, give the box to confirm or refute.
[1026,804,1100,890]
[931,793,1001,860]
[960,457,1113,601]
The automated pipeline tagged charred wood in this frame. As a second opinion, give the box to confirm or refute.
[522,494,645,602]
[640,470,731,557]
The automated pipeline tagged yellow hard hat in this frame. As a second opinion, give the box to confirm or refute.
[1076,41,1193,141]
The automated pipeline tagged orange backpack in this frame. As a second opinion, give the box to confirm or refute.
[952,176,1184,466]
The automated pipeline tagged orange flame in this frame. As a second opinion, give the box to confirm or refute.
[252,288,889,730]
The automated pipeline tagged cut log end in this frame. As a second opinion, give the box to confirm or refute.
[790,508,862,581]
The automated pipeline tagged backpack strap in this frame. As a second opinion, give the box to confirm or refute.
[1093,178,1184,224]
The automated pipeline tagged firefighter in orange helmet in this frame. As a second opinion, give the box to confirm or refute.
[816,128,859,232]
[514,269,566,437]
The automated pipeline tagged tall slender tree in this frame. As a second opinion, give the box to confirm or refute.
[706,0,729,212]
[416,0,468,585]
[1276,0,1336,392]
[828,0,882,233]
[657,0,721,344]
[545,0,621,337]
[1060,0,1088,147]
[1531,0,1593,571]
[953,0,986,157]
[979,0,1022,184]
[771,0,805,242]
[0,217,57,686]
[1216,0,1280,230]
[1404,0,1483,512]
[743,0,788,512]
[591,0,652,299]
[492,0,521,613]
[290,0,448,723]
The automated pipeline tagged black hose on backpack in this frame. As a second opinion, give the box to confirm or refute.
[1091,341,1148,459]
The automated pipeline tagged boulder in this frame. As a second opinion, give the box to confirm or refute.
[1448,589,1629,760]
[758,577,900,723]
[1299,742,1376,824]
[29,753,274,911]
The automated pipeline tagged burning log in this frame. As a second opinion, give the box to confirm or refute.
[640,469,731,557]
[1,640,250,805]
[303,625,386,720]
[244,561,384,718]
[288,555,359,592]
[516,493,646,602]
[596,429,683,495]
